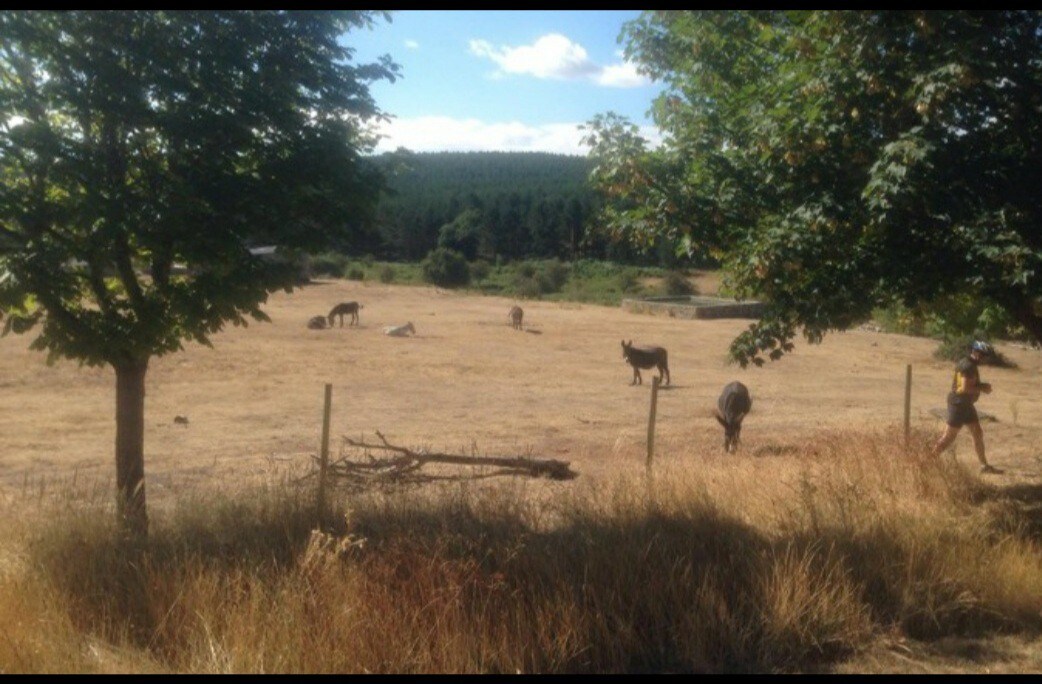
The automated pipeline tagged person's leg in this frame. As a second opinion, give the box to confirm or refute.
[932,424,961,456]
[965,421,1000,472]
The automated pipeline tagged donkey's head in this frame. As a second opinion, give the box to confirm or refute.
[621,339,633,360]
[715,410,746,453]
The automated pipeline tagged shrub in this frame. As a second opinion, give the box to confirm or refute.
[512,276,543,300]
[470,259,491,282]
[538,259,571,293]
[616,270,641,294]
[309,252,349,278]
[517,262,537,279]
[421,248,471,288]
[344,266,365,281]
[378,265,395,284]
[662,271,697,296]
[934,333,1017,368]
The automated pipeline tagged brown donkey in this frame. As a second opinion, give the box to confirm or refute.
[509,305,524,330]
[328,301,363,327]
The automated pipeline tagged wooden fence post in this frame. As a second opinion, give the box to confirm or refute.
[317,383,332,525]
[904,364,912,448]
[647,376,660,473]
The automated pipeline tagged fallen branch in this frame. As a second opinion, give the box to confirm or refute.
[310,431,577,486]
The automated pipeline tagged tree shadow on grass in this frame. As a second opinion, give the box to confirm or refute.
[976,481,1042,542]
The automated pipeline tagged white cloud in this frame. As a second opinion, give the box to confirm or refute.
[372,116,662,156]
[469,33,650,88]
[596,62,650,88]
[404,39,419,50]
[469,34,599,81]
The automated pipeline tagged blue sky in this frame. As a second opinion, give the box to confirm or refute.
[347,11,664,156]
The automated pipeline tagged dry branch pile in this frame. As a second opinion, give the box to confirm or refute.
[309,431,577,487]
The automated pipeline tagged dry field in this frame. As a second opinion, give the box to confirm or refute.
[3,279,1042,673]
[1,279,1041,496]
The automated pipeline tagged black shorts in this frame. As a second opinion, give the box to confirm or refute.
[946,402,979,427]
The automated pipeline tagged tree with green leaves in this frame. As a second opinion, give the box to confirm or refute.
[0,11,398,536]
[584,11,1042,365]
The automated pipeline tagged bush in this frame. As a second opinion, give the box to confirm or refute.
[517,262,537,279]
[662,270,697,296]
[512,276,543,300]
[874,293,1029,342]
[378,265,395,283]
[934,334,1017,368]
[616,270,641,294]
[470,259,491,282]
[344,266,365,281]
[538,259,571,293]
[310,252,349,278]
[421,248,471,288]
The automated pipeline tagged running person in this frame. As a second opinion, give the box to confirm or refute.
[931,340,1001,474]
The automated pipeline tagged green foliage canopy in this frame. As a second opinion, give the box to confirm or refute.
[421,246,470,288]
[0,11,399,367]
[584,11,1042,365]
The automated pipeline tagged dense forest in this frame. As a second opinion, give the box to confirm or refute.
[359,151,662,264]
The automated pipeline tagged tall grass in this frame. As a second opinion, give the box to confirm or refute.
[3,430,1042,673]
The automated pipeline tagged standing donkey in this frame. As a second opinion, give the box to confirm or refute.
[509,305,524,330]
[621,340,670,386]
[715,381,752,453]
[328,301,363,327]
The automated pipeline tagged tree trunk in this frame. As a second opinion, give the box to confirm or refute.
[114,359,149,539]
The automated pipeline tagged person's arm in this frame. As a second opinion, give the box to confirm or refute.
[960,371,992,395]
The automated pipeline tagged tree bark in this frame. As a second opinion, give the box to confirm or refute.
[114,359,149,539]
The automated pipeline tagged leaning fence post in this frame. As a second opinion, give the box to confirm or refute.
[647,376,660,473]
[904,364,912,448]
[317,383,332,526]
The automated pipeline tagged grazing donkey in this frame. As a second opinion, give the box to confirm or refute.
[715,381,752,453]
[307,315,328,330]
[384,322,416,337]
[509,305,524,330]
[621,340,670,386]
[328,301,363,327]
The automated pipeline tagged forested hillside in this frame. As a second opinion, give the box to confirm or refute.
[367,151,631,263]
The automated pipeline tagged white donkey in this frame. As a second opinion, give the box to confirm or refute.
[383,322,416,337]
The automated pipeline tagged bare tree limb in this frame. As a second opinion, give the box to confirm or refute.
[309,432,578,486]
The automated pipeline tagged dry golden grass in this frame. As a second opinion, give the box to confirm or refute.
[2,281,1042,673]
[1,279,1040,497]
[2,430,1042,673]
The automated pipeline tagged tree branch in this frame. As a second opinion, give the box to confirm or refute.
[318,431,579,484]
[114,232,146,313]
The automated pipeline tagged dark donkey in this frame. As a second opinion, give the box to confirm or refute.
[715,381,752,453]
[328,301,363,327]
[621,340,670,386]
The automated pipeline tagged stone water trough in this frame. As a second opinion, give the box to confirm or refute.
[621,295,765,320]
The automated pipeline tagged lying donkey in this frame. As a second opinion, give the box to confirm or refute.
[384,322,416,337]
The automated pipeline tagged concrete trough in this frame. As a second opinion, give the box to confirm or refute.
[621,295,765,320]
